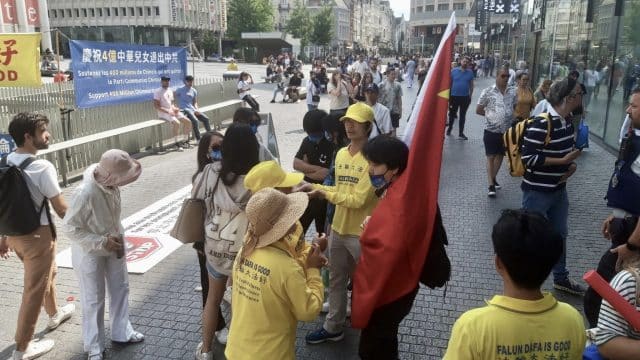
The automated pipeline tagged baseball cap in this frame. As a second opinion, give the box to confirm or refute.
[340,102,374,124]
[244,161,304,193]
[364,83,379,93]
[160,76,171,81]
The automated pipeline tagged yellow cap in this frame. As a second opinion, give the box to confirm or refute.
[244,161,305,193]
[340,102,374,123]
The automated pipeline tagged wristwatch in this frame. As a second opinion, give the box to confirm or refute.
[626,241,640,251]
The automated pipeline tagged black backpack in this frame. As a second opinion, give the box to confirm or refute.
[420,205,451,289]
[0,156,50,236]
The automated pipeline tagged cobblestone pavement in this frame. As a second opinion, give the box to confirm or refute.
[0,70,617,359]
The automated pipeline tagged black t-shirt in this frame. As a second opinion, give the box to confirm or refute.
[289,76,302,87]
[295,137,335,183]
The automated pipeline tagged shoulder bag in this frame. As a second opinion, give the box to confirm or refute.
[170,172,215,243]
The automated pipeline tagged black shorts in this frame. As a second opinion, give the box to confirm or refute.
[483,130,505,156]
[390,113,401,128]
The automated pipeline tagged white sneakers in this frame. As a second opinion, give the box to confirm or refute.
[46,303,76,330]
[12,339,54,360]
[195,342,213,360]
[223,286,232,304]
[216,327,229,344]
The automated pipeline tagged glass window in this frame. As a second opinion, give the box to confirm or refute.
[138,7,143,16]
[74,9,79,17]
[129,7,134,16]
[90,8,95,17]
[154,6,160,16]
[82,9,87,17]
[453,3,465,10]
[97,8,102,16]
[437,3,449,11]
[121,7,126,16]
[417,6,423,12]
[146,7,151,16]
[66,9,71,17]
[425,5,434,11]
[105,8,110,16]
[50,10,56,18]
[114,7,118,16]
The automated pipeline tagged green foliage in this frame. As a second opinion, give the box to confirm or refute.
[310,6,334,47]
[286,1,312,47]
[624,0,640,52]
[227,0,274,41]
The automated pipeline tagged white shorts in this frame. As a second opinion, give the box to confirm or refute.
[158,112,187,124]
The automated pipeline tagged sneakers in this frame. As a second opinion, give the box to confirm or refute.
[494,179,501,189]
[553,278,586,295]
[270,99,276,103]
[216,327,229,344]
[195,342,213,360]
[174,143,184,152]
[13,339,55,360]
[305,327,345,344]
[46,303,75,331]
[487,185,497,197]
[459,134,469,140]
[223,286,232,304]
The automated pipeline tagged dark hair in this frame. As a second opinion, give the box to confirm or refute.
[238,72,249,82]
[362,136,409,175]
[220,123,259,186]
[303,110,327,134]
[9,112,50,147]
[185,75,194,81]
[547,77,578,106]
[232,108,261,127]
[192,131,224,183]
[515,71,529,81]
[321,113,348,147]
[492,209,563,289]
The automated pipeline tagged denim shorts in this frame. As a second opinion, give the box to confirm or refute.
[206,261,228,280]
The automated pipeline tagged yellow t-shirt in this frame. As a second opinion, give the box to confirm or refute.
[227,63,238,71]
[313,146,378,236]
[444,293,586,360]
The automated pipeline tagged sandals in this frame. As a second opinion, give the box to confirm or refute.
[128,331,145,343]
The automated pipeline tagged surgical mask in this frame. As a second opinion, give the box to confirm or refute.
[369,173,387,189]
[308,134,323,143]
[210,149,222,161]
[324,131,333,142]
[250,124,258,134]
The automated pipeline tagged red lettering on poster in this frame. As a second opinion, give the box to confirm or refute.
[25,0,39,26]
[0,39,18,65]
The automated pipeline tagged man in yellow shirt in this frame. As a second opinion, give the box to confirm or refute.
[226,59,238,71]
[443,209,586,360]
[302,102,379,344]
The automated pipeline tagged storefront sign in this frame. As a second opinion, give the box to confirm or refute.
[70,40,187,108]
[0,33,41,87]
[495,0,520,13]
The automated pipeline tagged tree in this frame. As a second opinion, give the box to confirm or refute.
[227,0,274,42]
[310,6,334,47]
[286,1,312,48]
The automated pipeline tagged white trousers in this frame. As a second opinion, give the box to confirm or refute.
[72,245,134,356]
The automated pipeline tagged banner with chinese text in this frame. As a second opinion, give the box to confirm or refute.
[0,33,42,87]
[70,40,187,109]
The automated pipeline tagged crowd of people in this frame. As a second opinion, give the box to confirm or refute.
[2,47,640,360]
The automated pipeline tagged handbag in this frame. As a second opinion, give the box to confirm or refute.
[170,172,211,244]
[576,118,590,149]
[312,95,320,102]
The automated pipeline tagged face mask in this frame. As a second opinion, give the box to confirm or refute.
[369,173,387,189]
[250,124,258,134]
[210,149,222,161]
[308,134,323,143]
[324,131,333,142]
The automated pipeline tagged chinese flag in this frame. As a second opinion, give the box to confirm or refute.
[351,13,457,328]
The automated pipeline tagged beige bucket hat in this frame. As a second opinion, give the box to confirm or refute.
[93,149,142,187]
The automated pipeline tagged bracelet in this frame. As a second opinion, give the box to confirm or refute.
[626,242,640,252]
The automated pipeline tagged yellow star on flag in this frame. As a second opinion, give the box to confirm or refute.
[437,89,450,100]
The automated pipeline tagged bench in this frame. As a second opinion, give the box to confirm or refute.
[39,120,166,186]
[199,99,244,129]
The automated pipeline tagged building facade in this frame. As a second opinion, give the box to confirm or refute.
[0,0,53,51]
[409,0,475,55]
[47,0,220,56]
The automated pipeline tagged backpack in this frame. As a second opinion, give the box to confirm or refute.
[0,156,49,236]
[503,113,552,177]
[420,205,451,289]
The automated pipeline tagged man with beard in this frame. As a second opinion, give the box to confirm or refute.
[1,113,75,360]
[520,77,585,295]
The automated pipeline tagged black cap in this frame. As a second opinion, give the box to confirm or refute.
[160,76,170,81]
[364,83,379,93]
[184,75,194,81]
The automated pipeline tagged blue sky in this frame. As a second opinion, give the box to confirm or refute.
[391,0,410,19]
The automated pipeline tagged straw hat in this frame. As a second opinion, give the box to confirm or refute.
[244,161,304,193]
[243,188,308,254]
[93,149,142,187]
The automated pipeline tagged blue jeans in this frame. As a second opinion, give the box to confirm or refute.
[522,188,569,282]
[183,110,212,140]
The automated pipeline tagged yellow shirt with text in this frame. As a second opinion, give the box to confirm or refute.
[313,147,378,236]
[444,293,586,360]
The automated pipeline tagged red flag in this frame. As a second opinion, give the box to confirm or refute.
[351,13,457,329]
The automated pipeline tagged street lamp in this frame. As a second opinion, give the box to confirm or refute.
[420,34,424,54]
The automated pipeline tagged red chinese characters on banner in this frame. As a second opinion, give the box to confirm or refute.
[25,0,40,26]
[1,0,18,25]
[0,39,18,65]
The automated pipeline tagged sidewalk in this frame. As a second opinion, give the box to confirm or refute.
[0,75,616,359]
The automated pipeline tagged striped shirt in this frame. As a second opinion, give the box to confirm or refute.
[595,270,640,345]
[521,107,574,192]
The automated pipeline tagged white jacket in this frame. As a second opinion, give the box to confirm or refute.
[63,164,124,256]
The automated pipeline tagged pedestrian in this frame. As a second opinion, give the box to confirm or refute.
[191,131,230,344]
[443,209,586,359]
[63,149,145,360]
[534,79,553,103]
[520,77,585,295]
[237,72,260,112]
[232,108,275,161]
[583,65,598,110]
[514,72,536,122]
[379,69,403,135]
[417,59,428,91]
[285,71,302,103]
[226,59,238,71]
[364,83,393,138]
[175,75,214,141]
[584,88,640,327]
[304,103,379,344]
[405,56,416,88]
[306,71,321,111]
[1,112,75,360]
[369,58,383,84]
[353,54,369,77]
[448,56,475,140]
[353,72,369,102]
[476,65,517,197]
[293,110,335,235]
[195,123,259,360]
[153,76,192,151]
[327,71,351,118]
[224,188,327,360]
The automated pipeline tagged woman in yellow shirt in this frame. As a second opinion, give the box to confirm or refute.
[514,72,536,122]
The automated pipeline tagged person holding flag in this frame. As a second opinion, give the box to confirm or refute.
[350,12,457,358]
